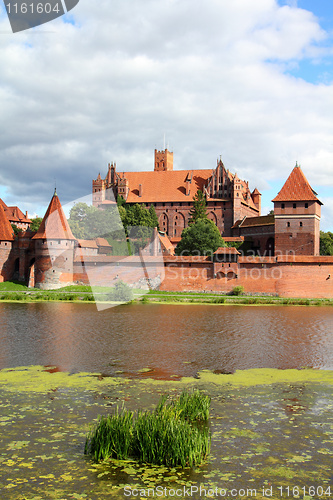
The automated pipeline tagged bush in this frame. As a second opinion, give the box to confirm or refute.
[107,280,134,302]
[213,296,225,304]
[232,286,244,296]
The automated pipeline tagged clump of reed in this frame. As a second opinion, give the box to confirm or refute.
[84,389,211,467]
[84,408,133,461]
[156,389,211,422]
[132,405,210,467]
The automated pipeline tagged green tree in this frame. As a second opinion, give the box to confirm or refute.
[175,219,225,256]
[320,231,333,255]
[117,195,126,208]
[29,217,43,232]
[148,205,159,228]
[188,190,208,225]
[68,203,123,240]
[11,224,22,235]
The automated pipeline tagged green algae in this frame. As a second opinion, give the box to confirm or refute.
[0,365,127,393]
[187,367,333,387]
[1,366,333,499]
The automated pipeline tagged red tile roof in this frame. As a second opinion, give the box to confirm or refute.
[7,206,31,224]
[120,169,213,203]
[223,236,244,242]
[232,214,275,229]
[0,198,31,225]
[77,239,98,249]
[272,165,321,203]
[214,247,240,255]
[32,191,76,240]
[0,203,14,241]
[95,237,111,247]
[158,231,175,255]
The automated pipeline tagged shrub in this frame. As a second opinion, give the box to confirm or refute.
[232,286,244,296]
[107,280,133,302]
[213,296,225,304]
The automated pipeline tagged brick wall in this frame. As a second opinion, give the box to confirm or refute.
[160,256,333,298]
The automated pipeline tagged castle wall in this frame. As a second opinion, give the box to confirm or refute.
[159,256,333,298]
[0,242,14,282]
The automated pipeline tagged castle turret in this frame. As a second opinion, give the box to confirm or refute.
[154,148,173,171]
[32,190,76,289]
[252,188,261,214]
[272,163,322,255]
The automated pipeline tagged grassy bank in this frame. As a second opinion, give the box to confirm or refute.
[0,281,332,306]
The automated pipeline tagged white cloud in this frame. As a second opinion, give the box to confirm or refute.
[0,0,332,228]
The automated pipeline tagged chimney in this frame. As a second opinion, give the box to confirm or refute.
[25,211,28,218]
[186,181,190,196]
[139,184,143,197]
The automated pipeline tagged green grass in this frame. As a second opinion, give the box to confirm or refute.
[0,281,30,291]
[132,406,210,467]
[84,390,211,467]
[0,281,332,306]
[84,409,133,461]
[156,389,211,422]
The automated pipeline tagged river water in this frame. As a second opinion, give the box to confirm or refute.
[1,302,333,376]
[1,302,333,499]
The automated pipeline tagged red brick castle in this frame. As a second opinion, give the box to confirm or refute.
[0,151,330,298]
[93,149,322,257]
[93,149,261,244]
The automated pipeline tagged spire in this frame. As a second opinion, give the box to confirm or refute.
[32,191,76,240]
[272,165,322,203]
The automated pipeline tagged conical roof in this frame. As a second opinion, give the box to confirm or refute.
[0,202,14,241]
[272,164,322,204]
[32,190,76,240]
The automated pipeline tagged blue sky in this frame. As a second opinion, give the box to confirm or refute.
[0,0,332,231]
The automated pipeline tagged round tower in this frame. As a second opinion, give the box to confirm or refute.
[32,190,76,289]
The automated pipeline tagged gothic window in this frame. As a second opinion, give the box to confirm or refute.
[287,222,290,227]
[293,203,296,209]
[300,222,303,227]
[281,203,285,209]
[305,203,308,209]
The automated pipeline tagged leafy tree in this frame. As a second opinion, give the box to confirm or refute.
[68,202,123,240]
[117,195,126,208]
[148,205,159,228]
[175,219,225,256]
[188,190,208,225]
[11,224,22,235]
[320,231,333,256]
[29,217,43,232]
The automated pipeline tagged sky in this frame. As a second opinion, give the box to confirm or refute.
[0,0,332,230]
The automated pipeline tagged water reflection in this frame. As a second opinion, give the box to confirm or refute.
[0,302,333,378]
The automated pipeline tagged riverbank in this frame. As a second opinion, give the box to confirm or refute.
[1,282,333,306]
